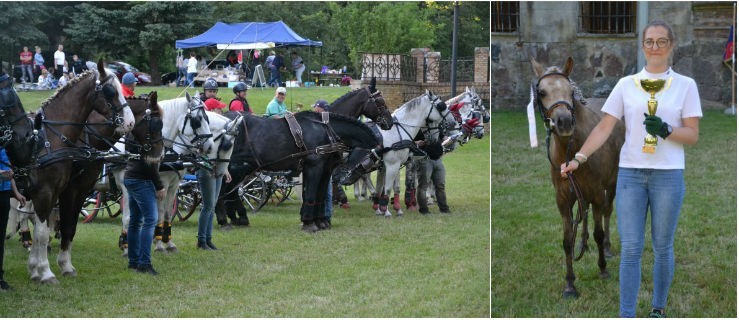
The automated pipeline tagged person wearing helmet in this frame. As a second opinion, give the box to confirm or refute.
[121,72,138,98]
[265,87,290,118]
[228,82,252,114]
[201,78,226,112]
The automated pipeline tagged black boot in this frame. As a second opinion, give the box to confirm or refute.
[205,239,218,250]
[197,240,213,250]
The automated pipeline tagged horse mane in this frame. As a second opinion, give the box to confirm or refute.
[39,71,96,109]
[329,87,366,107]
[294,111,377,142]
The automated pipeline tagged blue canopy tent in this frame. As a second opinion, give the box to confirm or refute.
[175,21,322,49]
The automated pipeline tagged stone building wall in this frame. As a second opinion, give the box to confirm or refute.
[491,2,735,110]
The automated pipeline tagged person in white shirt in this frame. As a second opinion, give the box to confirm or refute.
[186,51,198,88]
[53,44,66,79]
[561,20,702,318]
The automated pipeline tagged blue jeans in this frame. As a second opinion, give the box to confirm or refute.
[176,67,187,87]
[20,65,33,84]
[324,179,333,221]
[125,179,158,268]
[616,168,685,317]
[269,68,281,87]
[186,72,196,88]
[197,168,223,242]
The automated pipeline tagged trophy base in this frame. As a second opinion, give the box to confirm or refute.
[642,145,656,153]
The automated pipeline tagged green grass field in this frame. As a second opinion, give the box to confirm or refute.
[0,86,491,317]
[491,110,736,317]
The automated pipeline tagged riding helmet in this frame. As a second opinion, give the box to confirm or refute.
[232,82,248,94]
[203,77,218,90]
[122,72,138,85]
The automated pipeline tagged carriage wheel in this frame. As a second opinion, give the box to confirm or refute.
[239,174,269,213]
[273,185,294,206]
[82,191,122,223]
[175,190,201,222]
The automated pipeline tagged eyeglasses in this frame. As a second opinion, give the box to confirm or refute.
[643,38,670,49]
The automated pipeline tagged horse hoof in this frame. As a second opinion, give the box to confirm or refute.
[604,249,615,258]
[62,270,77,277]
[375,210,384,216]
[599,271,610,279]
[562,288,579,299]
[383,212,392,218]
[40,277,60,285]
[121,249,128,257]
[166,247,179,254]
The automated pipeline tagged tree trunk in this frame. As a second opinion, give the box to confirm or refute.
[148,50,161,86]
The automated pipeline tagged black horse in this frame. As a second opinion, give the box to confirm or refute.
[216,82,391,227]
[224,111,379,232]
[0,74,42,178]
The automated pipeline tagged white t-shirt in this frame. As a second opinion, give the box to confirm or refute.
[187,57,198,73]
[602,67,702,169]
[54,50,65,66]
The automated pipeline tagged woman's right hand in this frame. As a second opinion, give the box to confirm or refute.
[560,161,579,178]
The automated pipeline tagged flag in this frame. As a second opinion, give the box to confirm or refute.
[724,25,734,65]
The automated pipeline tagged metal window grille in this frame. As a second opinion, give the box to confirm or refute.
[579,1,636,34]
[492,1,519,33]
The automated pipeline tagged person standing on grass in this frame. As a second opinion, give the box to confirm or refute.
[53,44,66,79]
[124,142,165,275]
[561,20,702,318]
[19,46,33,90]
[0,146,28,291]
[186,51,198,88]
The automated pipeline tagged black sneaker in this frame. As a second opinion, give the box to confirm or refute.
[648,308,666,318]
[0,280,11,291]
[136,265,159,275]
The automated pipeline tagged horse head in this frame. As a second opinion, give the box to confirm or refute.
[93,59,135,135]
[125,91,164,165]
[0,74,40,170]
[531,56,578,137]
[181,92,215,154]
[362,88,393,130]
[207,111,241,175]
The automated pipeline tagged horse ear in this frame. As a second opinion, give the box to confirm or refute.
[370,77,377,92]
[149,91,157,103]
[530,57,544,78]
[185,92,191,102]
[563,57,574,77]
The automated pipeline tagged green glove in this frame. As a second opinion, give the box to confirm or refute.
[643,113,672,139]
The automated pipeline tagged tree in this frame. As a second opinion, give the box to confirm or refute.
[0,3,51,68]
[124,2,213,85]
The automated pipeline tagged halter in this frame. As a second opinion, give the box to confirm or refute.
[94,74,130,129]
[210,114,241,164]
[0,79,36,148]
[173,100,213,152]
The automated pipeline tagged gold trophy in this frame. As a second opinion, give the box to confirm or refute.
[635,78,670,153]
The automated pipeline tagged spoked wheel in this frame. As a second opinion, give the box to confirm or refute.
[174,188,201,222]
[82,190,122,223]
[264,175,295,207]
[239,173,270,213]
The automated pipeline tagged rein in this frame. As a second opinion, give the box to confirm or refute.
[535,71,588,261]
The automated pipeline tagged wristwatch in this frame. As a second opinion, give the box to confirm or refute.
[664,123,673,138]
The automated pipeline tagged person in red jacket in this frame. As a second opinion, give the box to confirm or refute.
[228,82,252,114]
[121,72,137,98]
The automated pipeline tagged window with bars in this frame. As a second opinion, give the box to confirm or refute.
[492,1,519,33]
[580,1,636,34]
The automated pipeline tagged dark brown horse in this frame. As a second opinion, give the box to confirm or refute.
[531,56,624,298]
[53,93,164,276]
[22,61,135,284]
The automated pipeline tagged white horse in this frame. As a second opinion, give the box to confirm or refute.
[446,86,489,145]
[152,111,241,253]
[373,90,458,217]
[113,93,216,255]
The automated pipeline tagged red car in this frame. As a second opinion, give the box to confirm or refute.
[105,61,151,84]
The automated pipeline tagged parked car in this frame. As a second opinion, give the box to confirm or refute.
[105,61,151,84]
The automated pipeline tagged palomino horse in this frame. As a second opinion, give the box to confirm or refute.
[216,80,392,226]
[223,111,379,232]
[113,93,215,255]
[23,62,135,284]
[372,91,457,217]
[152,111,241,253]
[531,56,624,298]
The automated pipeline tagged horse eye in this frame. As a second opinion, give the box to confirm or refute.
[538,90,547,97]
[190,117,201,129]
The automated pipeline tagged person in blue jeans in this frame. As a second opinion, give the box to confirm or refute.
[0,148,27,290]
[124,154,165,275]
[196,167,231,250]
[561,20,702,318]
